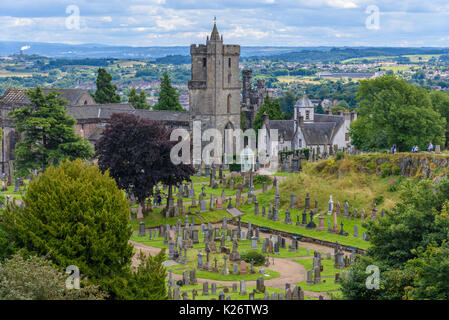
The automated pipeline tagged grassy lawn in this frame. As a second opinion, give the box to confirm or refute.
[293,258,349,277]
[297,279,342,292]
[128,208,233,229]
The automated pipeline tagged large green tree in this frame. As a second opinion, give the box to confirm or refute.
[128,87,150,110]
[278,91,296,119]
[1,159,134,281]
[349,75,446,151]
[9,88,94,176]
[93,68,121,104]
[95,113,195,213]
[253,95,285,132]
[153,71,184,111]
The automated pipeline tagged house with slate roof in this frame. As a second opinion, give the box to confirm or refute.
[261,95,357,154]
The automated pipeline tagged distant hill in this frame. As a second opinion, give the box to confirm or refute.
[0,41,340,59]
[254,47,449,63]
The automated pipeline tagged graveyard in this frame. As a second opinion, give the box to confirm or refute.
[127,151,449,300]
[128,158,384,300]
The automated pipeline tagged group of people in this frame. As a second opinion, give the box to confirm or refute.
[391,142,435,154]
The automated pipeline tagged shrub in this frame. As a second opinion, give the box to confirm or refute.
[229,163,241,172]
[0,252,107,300]
[392,165,401,176]
[335,151,345,161]
[240,250,266,266]
[253,174,271,185]
[373,194,384,205]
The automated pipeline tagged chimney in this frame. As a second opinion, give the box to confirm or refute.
[298,115,304,127]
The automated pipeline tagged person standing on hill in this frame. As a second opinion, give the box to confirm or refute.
[391,144,397,154]
[427,142,434,152]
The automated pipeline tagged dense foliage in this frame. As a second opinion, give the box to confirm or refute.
[349,75,446,151]
[0,252,107,300]
[95,113,195,211]
[9,87,94,176]
[1,159,134,281]
[153,71,183,111]
[341,178,449,299]
[253,95,285,132]
[128,86,150,109]
[93,68,121,104]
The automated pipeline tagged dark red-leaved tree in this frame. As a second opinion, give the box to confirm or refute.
[95,113,194,213]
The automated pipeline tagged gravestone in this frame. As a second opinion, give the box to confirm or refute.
[233,263,239,275]
[290,194,297,208]
[238,259,246,275]
[343,201,349,218]
[306,211,316,229]
[251,236,258,250]
[139,222,146,237]
[327,195,333,215]
[239,280,247,295]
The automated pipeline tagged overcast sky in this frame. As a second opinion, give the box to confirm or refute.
[1,0,449,47]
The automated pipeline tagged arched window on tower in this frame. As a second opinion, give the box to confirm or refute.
[227,94,231,114]
[203,58,207,67]
[228,57,231,68]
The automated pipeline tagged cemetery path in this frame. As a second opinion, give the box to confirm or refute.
[130,240,332,299]
[130,240,305,287]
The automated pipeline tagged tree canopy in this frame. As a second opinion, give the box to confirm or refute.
[1,159,134,281]
[349,75,446,151]
[128,87,150,110]
[278,91,296,118]
[93,68,121,104]
[95,113,195,211]
[9,87,94,177]
[253,94,285,132]
[153,71,184,111]
[0,252,107,300]
[341,178,449,300]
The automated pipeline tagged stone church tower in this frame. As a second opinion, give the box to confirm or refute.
[188,23,241,137]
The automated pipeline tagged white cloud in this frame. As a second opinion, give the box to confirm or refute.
[325,0,359,9]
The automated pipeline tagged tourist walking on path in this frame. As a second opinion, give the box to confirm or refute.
[427,142,434,152]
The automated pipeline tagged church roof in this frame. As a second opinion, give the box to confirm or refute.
[268,120,296,140]
[67,103,135,120]
[301,114,344,145]
[0,88,91,106]
[68,104,189,123]
[295,95,314,109]
[266,113,346,145]
[301,122,336,145]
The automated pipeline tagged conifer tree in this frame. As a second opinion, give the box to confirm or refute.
[153,71,184,111]
[253,94,285,132]
[93,68,121,104]
[9,87,94,176]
